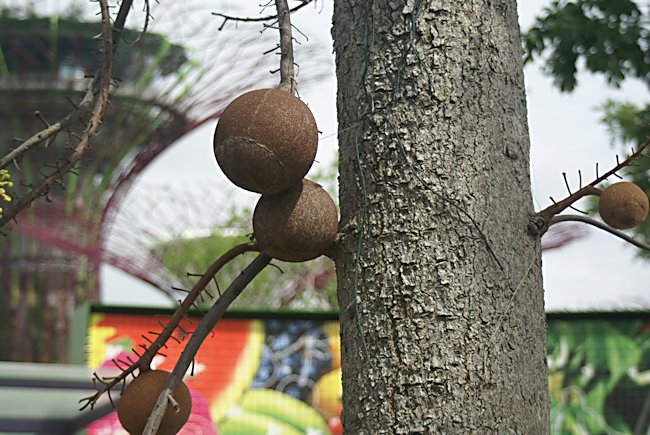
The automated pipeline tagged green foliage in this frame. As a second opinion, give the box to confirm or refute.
[547,319,650,434]
[600,100,650,146]
[523,0,649,92]
[153,231,338,312]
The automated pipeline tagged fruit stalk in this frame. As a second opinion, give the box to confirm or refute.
[275,0,295,93]
[533,137,650,234]
[79,242,258,411]
[550,214,650,251]
[143,253,272,434]
[138,241,259,369]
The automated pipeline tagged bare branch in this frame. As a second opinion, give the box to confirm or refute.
[1,0,134,171]
[275,0,295,93]
[0,0,117,227]
[532,137,650,235]
[0,0,138,228]
[549,214,650,251]
[79,242,259,410]
[143,253,272,434]
[110,0,133,49]
[0,103,93,170]
[133,0,153,44]
[213,0,314,28]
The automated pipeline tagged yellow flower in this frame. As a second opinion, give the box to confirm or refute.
[0,169,12,215]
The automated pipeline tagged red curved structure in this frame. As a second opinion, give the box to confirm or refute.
[0,7,300,362]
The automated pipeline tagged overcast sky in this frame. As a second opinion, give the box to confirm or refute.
[101,0,649,311]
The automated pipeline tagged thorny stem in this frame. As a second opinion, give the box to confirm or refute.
[213,0,310,92]
[0,0,135,228]
[534,137,650,235]
[0,0,136,172]
[212,0,314,28]
[78,242,259,411]
[143,253,272,435]
[275,0,295,93]
[550,214,650,251]
[0,104,92,170]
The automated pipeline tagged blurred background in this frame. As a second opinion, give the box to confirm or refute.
[101,0,649,311]
[1,1,648,434]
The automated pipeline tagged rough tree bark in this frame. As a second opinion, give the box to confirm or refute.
[333,1,549,433]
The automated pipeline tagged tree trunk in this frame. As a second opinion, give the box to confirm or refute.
[332,1,549,433]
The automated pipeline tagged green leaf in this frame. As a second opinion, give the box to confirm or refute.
[604,324,641,389]
[522,0,648,92]
[584,322,607,368]
[584,381,608,420]
[606,412,633,435]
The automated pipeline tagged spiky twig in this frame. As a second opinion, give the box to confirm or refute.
[212,0,304,93]
[531,137,650,235]
[78,242,259,410]
[212,0,315,28]
[143,253,272,434]
[275,0,295,93]
[0,0,133,228]
[0,105,92,171]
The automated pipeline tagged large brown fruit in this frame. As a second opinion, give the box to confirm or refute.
[214,88,318,194]
[117,370,191,435]
[253,179,338,262]
[598,181,649,229]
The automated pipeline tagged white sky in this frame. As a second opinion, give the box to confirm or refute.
[101,0,649,311]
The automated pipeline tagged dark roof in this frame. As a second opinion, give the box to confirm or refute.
[0,16,188,81]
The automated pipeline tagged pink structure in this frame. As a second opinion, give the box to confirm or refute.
[0,9,286,362]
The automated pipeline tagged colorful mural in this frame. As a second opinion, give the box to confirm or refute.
[86,312,341,434]
[86,310,650,434]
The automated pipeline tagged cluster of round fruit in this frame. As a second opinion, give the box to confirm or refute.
[213,88,339,262]
[598,181,649,230]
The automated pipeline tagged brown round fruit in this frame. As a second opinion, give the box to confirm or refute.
[253,179,338,262]
[598,181,649,229]
[117,370,191,435]
[214,88,318,194]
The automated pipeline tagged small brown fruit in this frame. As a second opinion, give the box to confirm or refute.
[117,370,191,435]
[214,88,318,194]
[253,179,338,262]
[598,181,649,229]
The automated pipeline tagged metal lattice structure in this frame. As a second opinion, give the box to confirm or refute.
[0,2,576,364]
[101,180,338,311]
[106,181,581,315]
[0,2,327,362]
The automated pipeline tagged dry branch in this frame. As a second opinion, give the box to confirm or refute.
[275,0,295,93]
[549,214,650,251]
[213,0,314,27]
[78,242,259,411]
[213,0,308,93]
[0,103,92,170]
[0,0,134,228]
[532,137,650,235]
[142,253,272,434]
